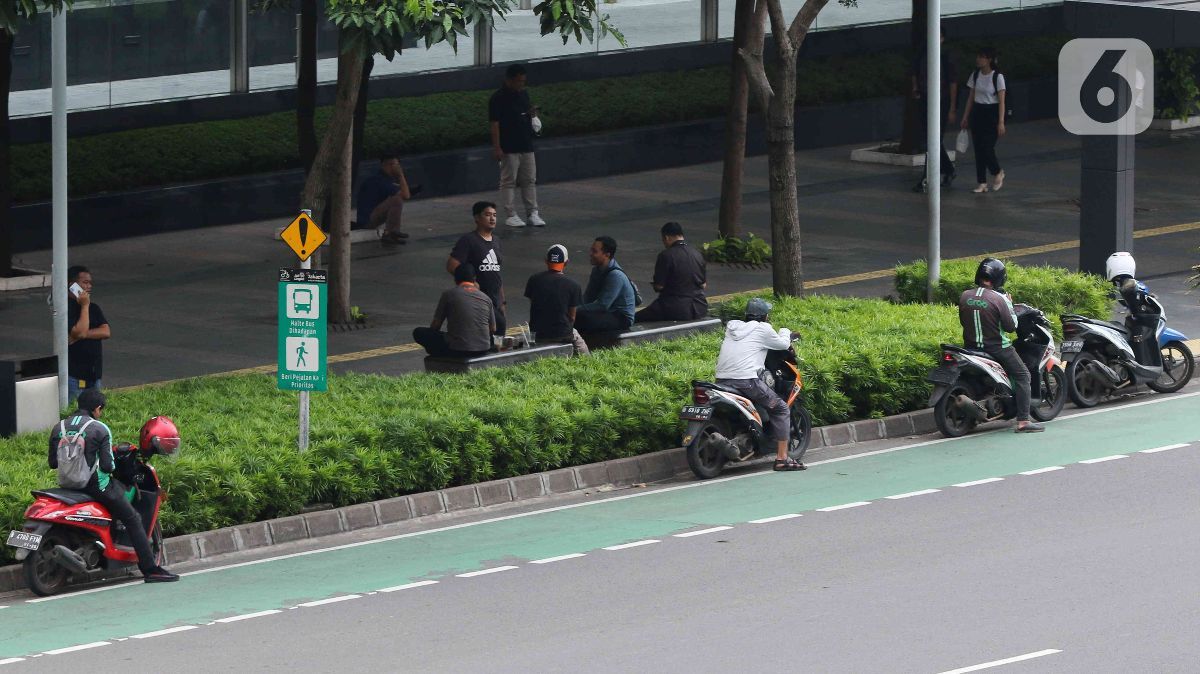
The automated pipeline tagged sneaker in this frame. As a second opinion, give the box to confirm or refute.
[143,566,180,583]
[505,215,527,228]
[528,212,547,227]
[1015,421,1045,433]
[992,170,1005,191]
[973,183,988,193]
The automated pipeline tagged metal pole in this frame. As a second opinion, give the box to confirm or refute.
[298,209,312,451]
[473,11,493,67]
[230,0,249,93]
[925,0,940,303]
[52,9,69,408]
[701,0,718,43]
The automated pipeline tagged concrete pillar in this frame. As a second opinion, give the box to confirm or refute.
[701,0,718,42]
[474,15,493,67]
[230,0,249,93]
[1079,132,1135,276]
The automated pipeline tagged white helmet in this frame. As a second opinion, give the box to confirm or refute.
[1105,252,1136,282]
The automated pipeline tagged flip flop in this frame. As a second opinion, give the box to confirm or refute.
[774,458,806,471]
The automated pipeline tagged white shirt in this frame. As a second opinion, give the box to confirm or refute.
[968,70,1006,105]
[714,320,792,380]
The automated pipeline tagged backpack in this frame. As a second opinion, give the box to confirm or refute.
[56,418,98,489]
[972,69,1013,119]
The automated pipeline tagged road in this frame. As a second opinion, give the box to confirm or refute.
[2,387,1198,671]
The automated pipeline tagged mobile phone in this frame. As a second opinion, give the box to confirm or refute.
[69,282,83,298]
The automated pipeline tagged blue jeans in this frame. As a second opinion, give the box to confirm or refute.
[68,377,102,404]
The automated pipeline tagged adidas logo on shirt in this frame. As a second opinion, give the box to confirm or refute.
[479,249,501,272]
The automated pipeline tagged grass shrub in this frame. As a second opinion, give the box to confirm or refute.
[0,295,960,561]
[894,259,1113,333]
[7,34,1069,203]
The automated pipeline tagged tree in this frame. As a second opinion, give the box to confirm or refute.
[739,0,855,296]
[300,0,621,323]
[1,0,73,278]
[716,0,766,239]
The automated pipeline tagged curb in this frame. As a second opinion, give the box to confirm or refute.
[0,406,939,595]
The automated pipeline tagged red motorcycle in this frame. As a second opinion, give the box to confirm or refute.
[6,417,180,596]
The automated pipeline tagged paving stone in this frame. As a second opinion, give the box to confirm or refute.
[509,474,545,500]
[851,419,884,442]
[475,481,513,507]
[637,452,676,482]
[196,528,237,558]
[574,463,610,489]
[442,485,479,512]
[606,456,642,485]
[545,469,578,494]
[882,414,915,438]
[409,492,444,518]
[303,510,344,538]
[342,503,379,531]
[233,522,272,551]
[822,423,854,447]
[910,409,938,434]
[269,515,309,544]
[375,496,414,524]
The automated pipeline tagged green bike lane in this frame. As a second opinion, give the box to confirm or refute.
[2,391,1198,660]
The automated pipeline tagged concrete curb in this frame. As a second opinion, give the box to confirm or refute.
[0,406,940,594]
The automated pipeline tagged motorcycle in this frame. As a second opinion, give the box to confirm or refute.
[1060,289,1193,408]
[681,337,813,479]
[6,421,178,596]
[928,304,1067,437]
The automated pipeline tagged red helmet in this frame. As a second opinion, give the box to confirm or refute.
[139,416,181,456]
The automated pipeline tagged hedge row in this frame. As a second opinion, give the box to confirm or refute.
[0,294,962,561]
[7,33,1070,203]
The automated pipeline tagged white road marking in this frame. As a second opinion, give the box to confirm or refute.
[378,580,439,593]
[0,606,7,610]
[1020,466,1064,475]
[0,658,26,666]
[530,553,587,564]
[130,625,199,640]
[1079,455,1127,464]
[817,502,871,512]
[674,526,733,538]
[298,595,362,608]
[43,642,110,655]
[25,580,140,603]
[604,540,660,551]
[214,609,282,623]
[749,514,802,524]
[1140,443,1190,454]
[937,648,1062,673]
[953,478,1004,488]
[456,566,519,578]
[885,489,941,500]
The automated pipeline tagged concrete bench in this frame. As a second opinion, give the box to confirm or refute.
[581,317,722,350]
[423,343,574,373]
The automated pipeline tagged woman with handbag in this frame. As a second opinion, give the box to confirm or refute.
[960,47,1007,193]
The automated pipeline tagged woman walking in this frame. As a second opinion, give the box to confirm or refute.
[960,47,1007,193]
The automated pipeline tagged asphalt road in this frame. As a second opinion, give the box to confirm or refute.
[2,387,1198,672]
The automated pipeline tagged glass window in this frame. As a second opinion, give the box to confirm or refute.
[493,8,600,63]
[598,0,703,52]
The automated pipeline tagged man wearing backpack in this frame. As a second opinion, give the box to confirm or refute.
[48,390,179,583]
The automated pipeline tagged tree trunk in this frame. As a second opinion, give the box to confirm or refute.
[898,0,926,155]
[0,31,14,278]
[297,0,318,174]
[349,54,373,217]
[717,0,765,239]
[328,118,353,324]
[766,47,802,296]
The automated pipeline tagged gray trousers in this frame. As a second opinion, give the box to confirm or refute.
[988,346,1031,421]
[499,152,538,219]
[716,377,789,442]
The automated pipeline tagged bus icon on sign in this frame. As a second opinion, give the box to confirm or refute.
[286,283,320,319]
[293,288,313,314]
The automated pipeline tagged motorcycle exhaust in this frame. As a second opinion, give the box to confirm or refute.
[709,433,741,461]
[51,545,88,574]
[1086,360,1124,387]
[953,395,990,422]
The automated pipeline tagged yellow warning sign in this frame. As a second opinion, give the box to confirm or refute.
[280,212,327,262]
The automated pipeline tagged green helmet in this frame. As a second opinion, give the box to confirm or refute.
[745,297,773,322]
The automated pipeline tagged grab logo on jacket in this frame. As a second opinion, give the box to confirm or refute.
[479,249,501,273]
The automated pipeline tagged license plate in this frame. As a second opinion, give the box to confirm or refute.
[6,530,42,552]
[679,405,712,421]
[926,367,958,385]
[1061,340,1084,353]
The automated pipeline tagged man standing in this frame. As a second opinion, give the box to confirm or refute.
[66,266,110,403]
[414,264,495,358]
[448,202,507,338]
[575,236,636,333]
[489,64,546,229]
[635,222,708,323]
[525,244,589,356]
[912,27,959,192]
[356,152,412,245]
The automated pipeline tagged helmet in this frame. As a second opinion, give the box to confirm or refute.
[139,416,181,457]
[745,297,773,322]
[975,257,1007,290]
[1105,251,1136,283]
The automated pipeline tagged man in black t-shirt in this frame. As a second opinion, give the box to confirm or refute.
[448,201,506,338]
[635,222,708,323]
[489,63,546,229]
[524,244,589,356]
[65,265,111,403]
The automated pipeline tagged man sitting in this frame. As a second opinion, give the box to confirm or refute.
[525,244,589,355]
[413,264,495,358]
[575,236,636,333]
[635,221,708,323]
[356,152,413,245]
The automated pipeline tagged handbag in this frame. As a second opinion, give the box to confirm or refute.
[955,129,970,154]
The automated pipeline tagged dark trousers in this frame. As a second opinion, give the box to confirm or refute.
[634,297,707,323]
[715,378,790,442]
[486,293,507,337]
[988,346,1031,421]
[413,328,489,358]
[970,103,1002,184]
[575,308,630,333]
[917,96,954,176]
[86,479,156,572]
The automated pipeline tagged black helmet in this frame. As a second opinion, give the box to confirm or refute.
[975,257,1007,290]
[745,297,772,322]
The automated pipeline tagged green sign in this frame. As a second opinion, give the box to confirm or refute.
[277,268,327,392]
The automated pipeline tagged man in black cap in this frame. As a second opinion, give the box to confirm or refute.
[524,244,589,355]
[635,222,707,323]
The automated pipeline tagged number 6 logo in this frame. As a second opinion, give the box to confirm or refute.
[1059,39,1154,136]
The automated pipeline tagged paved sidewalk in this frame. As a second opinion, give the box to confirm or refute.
[1,119,1198,387]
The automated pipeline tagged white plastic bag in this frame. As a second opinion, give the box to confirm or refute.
[955,129,969,154]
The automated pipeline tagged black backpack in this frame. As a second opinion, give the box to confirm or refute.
[972,69,1013,119]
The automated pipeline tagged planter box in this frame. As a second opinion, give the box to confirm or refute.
[850,144,957,167]
[1149,114,1200,131]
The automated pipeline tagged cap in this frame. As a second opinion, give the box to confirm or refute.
[546,244,569,269]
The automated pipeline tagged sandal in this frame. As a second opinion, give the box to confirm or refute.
[773,458,806,472]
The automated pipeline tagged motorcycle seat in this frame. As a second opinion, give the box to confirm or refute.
[31,488,94,506]
[941,344,990,359]
[694,380,741,396]
[1063,315,1129,334]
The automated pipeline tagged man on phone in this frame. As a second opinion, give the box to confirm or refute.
[66,266,111,403]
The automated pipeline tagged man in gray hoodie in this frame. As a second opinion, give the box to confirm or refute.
[714,298,804,471]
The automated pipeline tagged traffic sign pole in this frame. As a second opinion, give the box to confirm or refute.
[278,208,326,451]
[299,208,312,451]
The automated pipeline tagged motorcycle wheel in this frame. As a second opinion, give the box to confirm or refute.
[788,406,813,462]
[23,530,71,597]
[1066,353,1106,408]
[1030,366,1067,422]
[1147,341,1194,394]
[151,523,166,566]
[934,385,977,438]
[686,417,730,480]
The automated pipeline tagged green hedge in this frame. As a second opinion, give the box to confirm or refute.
[7,34,1069,204]
[0,295,961,562]
[894,259,1113,334]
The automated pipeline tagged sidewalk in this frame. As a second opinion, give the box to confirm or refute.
[1,118,1198,388]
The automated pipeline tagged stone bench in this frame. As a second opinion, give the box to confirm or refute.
[581,317,722,350]
[423,343,574,373]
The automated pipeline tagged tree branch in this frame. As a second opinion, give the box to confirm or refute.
[787,0,831,47]
[764,0,791,56]
[737,46,774,112]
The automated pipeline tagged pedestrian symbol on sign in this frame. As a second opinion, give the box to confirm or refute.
[285,337,319,372]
